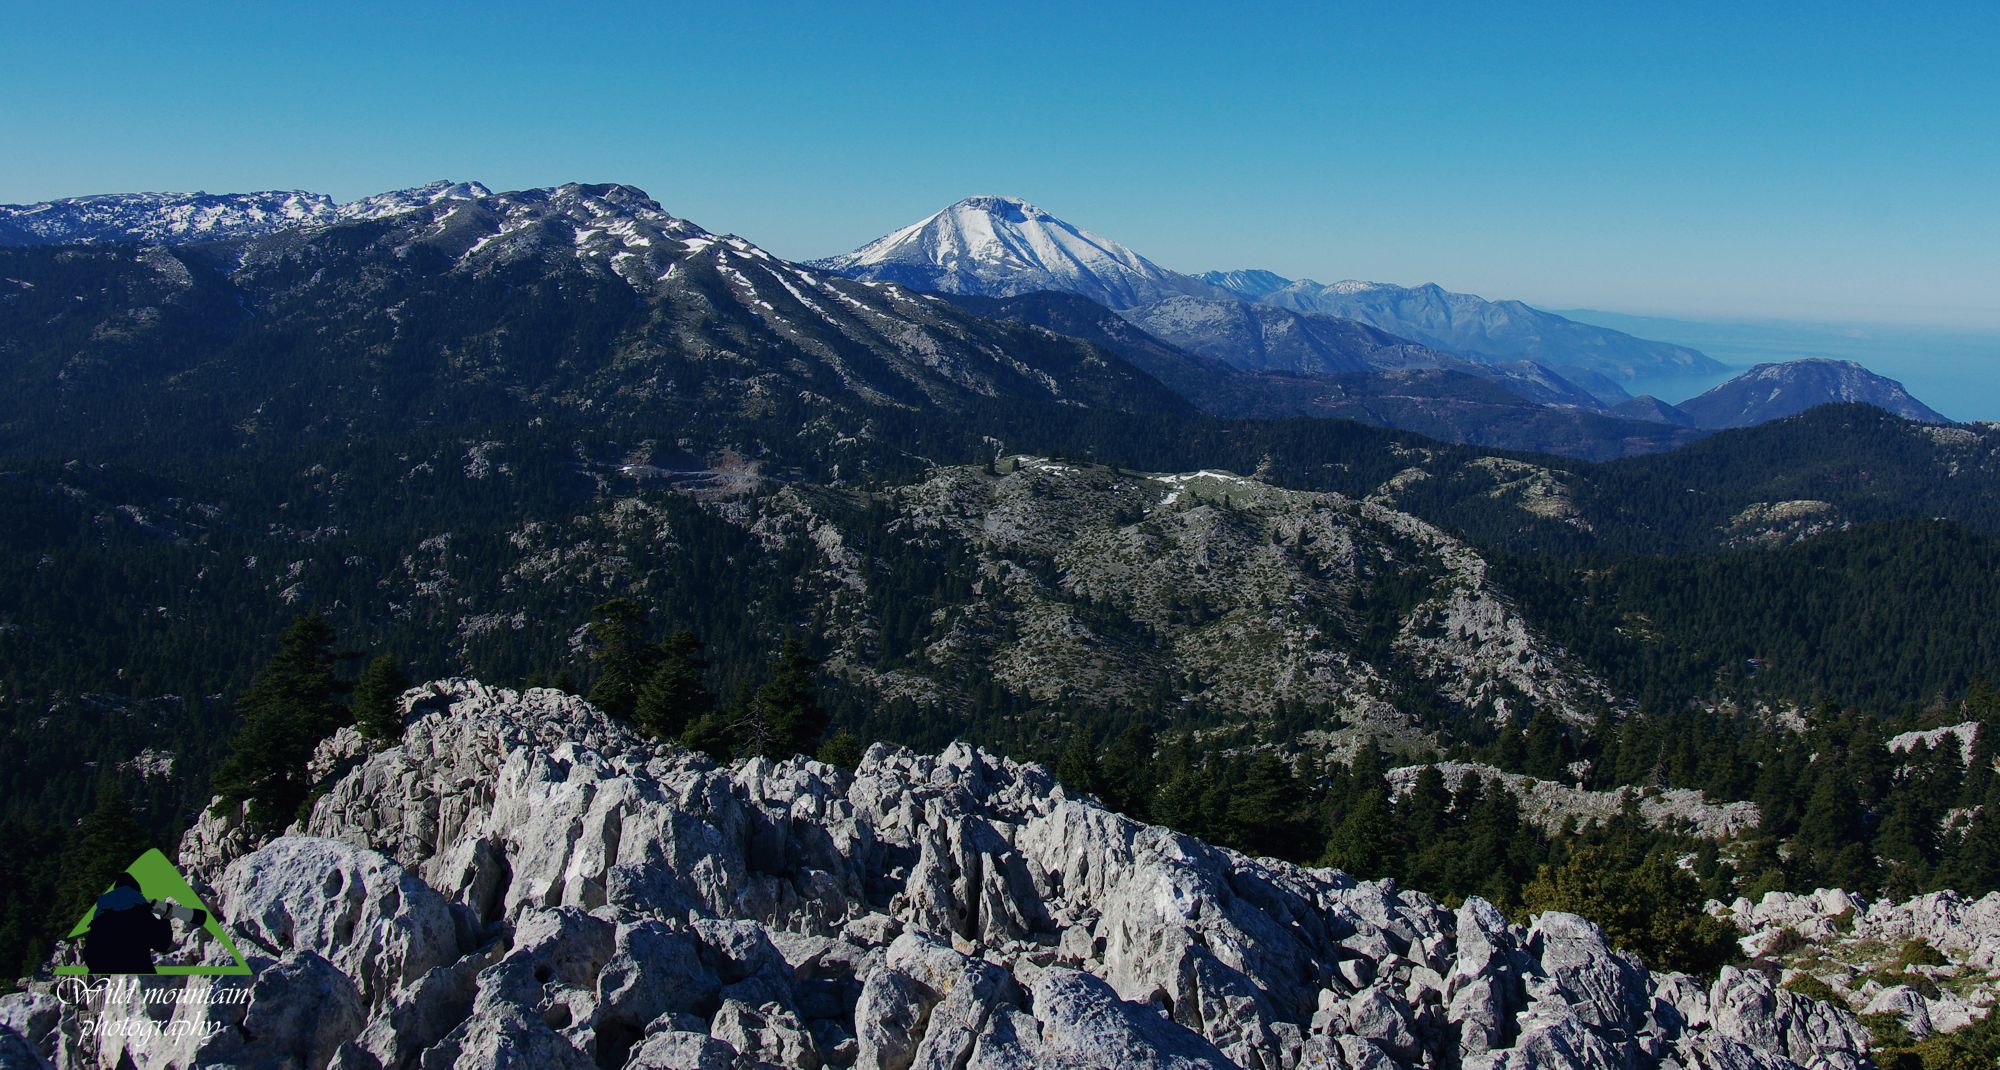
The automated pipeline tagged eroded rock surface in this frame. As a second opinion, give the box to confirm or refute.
[7,681,1892,1069]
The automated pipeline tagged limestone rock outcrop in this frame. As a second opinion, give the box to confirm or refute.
[4,681,1893,1069]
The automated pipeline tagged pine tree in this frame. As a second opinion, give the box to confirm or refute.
[633,631,713,742]
[352,654,410,743]
[212,613,346,829]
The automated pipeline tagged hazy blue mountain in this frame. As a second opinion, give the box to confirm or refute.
[1677,359,1949,429]
[1608,394,1698,427]
[951,292,1699,459]
[1237,276,1729,384]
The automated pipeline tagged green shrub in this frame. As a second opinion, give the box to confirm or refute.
[1782,973,1843,1006]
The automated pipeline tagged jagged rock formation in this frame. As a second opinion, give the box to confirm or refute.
[1716,889,2000,1039]
[5,681,1888,1070]
[1885,722,1980,767]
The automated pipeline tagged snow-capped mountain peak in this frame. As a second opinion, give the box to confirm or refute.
[814,195,1231,309]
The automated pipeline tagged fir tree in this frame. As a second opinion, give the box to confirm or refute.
[1521,842,1736,974]
[212,613,346,829]
[584,599,654,721]
[817,729,864,770]
[633,631,713,742]
[1097,722,1155,816]
[50,785,152,941]
[352,653,410,743]
[1943,779,2000,894]
[754,638,827,758]
[1056,728,1100,796]
[1150,744,1203,834]
[1226,753,1311,861]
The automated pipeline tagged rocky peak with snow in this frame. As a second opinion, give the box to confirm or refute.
[0,180,493,246]
[813,195,1233,310]
[0,188,340,246]
[335,180,494,221]
[0,679,1907,1070]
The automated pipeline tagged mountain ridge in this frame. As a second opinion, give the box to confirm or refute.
[1203,272,1729,386]
[0,180,493,246]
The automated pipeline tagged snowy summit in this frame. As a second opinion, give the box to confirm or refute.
[812,195,1229,310]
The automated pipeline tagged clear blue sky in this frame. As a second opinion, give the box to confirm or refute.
[4,1,1996,327]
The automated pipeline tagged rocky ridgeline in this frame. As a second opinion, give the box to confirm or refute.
[2,682,1886,1070]
[1384,763,1762,840]
[1718,888,2000,1038]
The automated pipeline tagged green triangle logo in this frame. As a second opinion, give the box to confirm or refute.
[55,848,253,976]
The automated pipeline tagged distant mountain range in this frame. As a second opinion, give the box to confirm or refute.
[816,195,1952,452]
[814,195,1726,388]
[0,183,1955,458]
[0,183,1191,474]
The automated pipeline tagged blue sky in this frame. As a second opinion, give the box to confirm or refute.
[4,1,1996,327]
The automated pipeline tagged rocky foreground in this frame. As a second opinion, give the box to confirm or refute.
[0,681,1976,1069]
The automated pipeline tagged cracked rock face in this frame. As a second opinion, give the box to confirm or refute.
[6,680,1883,1069]
[1713,887,2000,1044]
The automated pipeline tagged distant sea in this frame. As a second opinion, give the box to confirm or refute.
[1555,310,2000,423]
